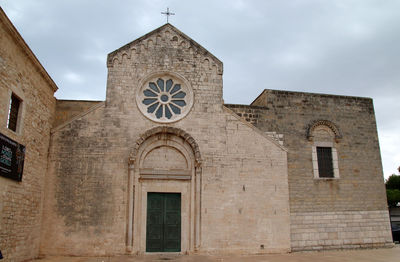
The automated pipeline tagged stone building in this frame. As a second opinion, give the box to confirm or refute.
[0,8,57,262]
[0,7,393,261]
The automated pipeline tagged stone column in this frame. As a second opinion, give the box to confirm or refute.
[127,161,135,251]
[195,164,202,250]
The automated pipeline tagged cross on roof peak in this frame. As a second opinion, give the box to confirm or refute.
[161,7,175,23]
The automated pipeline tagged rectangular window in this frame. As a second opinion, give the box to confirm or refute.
[316,147,334,178]
[7,93,21,132]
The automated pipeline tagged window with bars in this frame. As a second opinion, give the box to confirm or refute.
[7,93,22,132]
[316,147,334,178]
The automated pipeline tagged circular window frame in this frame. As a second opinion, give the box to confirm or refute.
[136,71,194,123]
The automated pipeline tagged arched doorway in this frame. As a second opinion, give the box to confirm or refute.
[127,127,202,254]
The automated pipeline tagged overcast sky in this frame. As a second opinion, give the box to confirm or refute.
[1,0,399,178]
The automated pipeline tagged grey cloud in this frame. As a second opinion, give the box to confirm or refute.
[1,0,399,176]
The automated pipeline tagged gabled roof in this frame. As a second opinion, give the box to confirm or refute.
[107,23,222,68]
[0,7,58,92]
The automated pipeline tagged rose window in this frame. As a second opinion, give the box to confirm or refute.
[137,75,193,123]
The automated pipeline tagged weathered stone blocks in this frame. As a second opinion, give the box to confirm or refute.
[0,9,57,261]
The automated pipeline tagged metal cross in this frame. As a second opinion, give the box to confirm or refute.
[161,7,175,23]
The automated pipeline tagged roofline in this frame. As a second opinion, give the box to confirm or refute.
[56,99,104,103]
[250,90,267,106]
[223,106,287,152]
[107,23,222,66]
[52,102,105,133]
[250,89,372,105]
[0,7,58,92]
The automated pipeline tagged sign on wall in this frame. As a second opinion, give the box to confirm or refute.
[0,132,25,181]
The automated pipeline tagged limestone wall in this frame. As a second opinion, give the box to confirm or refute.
[227,91,387,212]
[291,211,392,250]
[200,109,290,254]
[0,9,56,262]
[41,24,290,256]
[53,100,102,127]
[226,89,392,249]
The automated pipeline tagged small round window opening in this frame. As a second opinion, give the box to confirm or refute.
[137,74,193,123]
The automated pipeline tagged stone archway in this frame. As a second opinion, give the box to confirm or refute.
[127,127,202,254]
[306,119,342,142]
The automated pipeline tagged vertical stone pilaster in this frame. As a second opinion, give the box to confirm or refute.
[127,162,135,251]
[195,165,202,250]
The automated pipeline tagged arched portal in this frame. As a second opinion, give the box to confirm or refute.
[127,127,202,254]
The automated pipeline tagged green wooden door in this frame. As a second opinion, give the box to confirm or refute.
[146,193,181,252]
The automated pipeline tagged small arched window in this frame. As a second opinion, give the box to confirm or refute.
[307,120,341,179]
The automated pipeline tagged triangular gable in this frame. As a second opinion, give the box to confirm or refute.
[107,23,222,70]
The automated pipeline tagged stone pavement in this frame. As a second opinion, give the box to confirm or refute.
[30,246,400,262]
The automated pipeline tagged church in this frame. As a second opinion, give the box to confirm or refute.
[0,7,393,261]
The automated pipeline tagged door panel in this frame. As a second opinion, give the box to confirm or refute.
[146,193,181,252]
[146,193,164,252]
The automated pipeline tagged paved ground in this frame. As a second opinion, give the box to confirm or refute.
[31,246,400,262]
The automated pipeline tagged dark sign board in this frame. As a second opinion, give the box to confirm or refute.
[0,132,25,182]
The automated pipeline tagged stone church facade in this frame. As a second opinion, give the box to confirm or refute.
[0,8,393,261]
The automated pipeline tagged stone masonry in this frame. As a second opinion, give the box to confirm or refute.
[226,89,393,250]
[40,24,290,256]
[53,100,102,127]
[290,210,391,251]
[0,7,393,261]
[0,8,57,262]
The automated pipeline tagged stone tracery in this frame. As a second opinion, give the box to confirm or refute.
[136,72,194,123]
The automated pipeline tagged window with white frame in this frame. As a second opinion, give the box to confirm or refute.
[312,142,339,179]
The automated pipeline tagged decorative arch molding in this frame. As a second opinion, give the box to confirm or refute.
[127,126,202,254]
[306,119,342,142]
[129,126,202,166]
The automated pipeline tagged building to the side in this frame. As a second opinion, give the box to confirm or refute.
[226,90,392,251]
[0,8,57,262]
[0,7,393,261]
